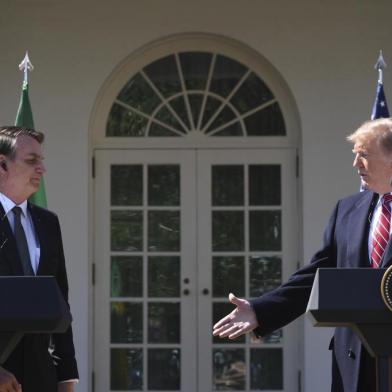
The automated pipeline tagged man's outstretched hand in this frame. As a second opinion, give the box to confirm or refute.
[212,293,259,339]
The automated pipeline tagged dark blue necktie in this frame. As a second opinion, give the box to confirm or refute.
[12,206,34,275]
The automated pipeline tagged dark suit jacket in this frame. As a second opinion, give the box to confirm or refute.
[0,202,78,392]
[250,191,384,392]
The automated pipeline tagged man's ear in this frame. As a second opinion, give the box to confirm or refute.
[0,155,7,173]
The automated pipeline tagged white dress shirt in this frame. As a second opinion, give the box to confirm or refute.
[368,193,392,264]
[0,192,40,274]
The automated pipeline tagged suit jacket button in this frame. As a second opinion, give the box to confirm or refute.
[348,349,356,359]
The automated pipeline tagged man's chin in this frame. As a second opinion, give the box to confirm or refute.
[360,180,369,191]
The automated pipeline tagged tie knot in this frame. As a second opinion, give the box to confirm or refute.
[12,206,22,217]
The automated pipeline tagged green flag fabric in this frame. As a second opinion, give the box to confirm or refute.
[15,81,47,207]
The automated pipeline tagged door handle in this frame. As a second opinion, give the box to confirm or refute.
[202,288,209,295]
[183,289,190,295]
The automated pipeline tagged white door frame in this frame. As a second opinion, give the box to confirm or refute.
[93,147,299,391]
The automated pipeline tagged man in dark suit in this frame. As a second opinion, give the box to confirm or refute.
[0,126,78,392]
[213,118,392,392]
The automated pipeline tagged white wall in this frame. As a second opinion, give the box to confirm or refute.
[1,1,392,391]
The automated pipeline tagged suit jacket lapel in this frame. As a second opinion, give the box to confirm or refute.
[0,203,24,275]
[346,192,377,268]
[28,203,47,275]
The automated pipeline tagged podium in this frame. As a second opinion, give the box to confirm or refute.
[306,268,392,392]
[0,276,71,363]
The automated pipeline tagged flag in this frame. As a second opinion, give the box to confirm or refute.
[15,80,47,207]
[371,80,390,120]
[360,52,390,191]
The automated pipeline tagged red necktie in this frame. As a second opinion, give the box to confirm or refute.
[371,194,392,268]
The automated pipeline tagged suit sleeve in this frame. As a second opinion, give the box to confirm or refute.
[250,200,340,337]
[51,215,79,381]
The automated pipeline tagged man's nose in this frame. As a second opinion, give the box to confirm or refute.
[36,162,46,173]
[353,154,361,168]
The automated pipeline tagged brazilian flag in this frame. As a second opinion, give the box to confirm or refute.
[15,80,47,207]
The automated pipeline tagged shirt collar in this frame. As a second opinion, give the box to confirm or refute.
[0,193,28,217]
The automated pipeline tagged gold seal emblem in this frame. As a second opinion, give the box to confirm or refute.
[381,265,392,312]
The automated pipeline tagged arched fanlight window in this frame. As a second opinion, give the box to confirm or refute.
[106,52,286,137]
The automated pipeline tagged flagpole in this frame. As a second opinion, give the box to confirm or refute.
[375,50,386,85]
[15,52,48,208]
[18,52,34,85]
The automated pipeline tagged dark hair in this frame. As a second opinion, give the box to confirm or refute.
[0,126,44,159]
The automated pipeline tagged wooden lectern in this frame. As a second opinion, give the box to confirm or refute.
[0,276,71,363]
[306,268,392,392]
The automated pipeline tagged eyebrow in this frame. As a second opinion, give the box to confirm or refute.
[25,153,44,159]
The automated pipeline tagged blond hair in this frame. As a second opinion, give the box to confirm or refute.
[347,118,392,155]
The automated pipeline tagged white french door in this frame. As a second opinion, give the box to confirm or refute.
[93,148,299,392]
[197,150,298,392]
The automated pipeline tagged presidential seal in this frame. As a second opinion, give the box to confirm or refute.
[381,265,392,313]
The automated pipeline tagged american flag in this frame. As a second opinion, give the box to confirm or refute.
[371,51,389,119]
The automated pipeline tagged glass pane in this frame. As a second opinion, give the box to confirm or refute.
[250,348,283,390]
[201,96,221,129]
[179,52,212,90]
[111,165,143,206]
[213,303,245,344]
[148,256,180,297]
[210,55,247,98]
[206,106,236,134]
[148,211,180,251]
[212,165,244,206]
[148,165,180,206]
[155,106,185,133]
[212,211,244,251]
[245,103,286,136]
[111,302,142,343]
[149,122,181,137]
[148,302,180,343]
[249,211,281,251]
[111,210,143,251]
[188,94,203,127]
[111,256,143,297]
[111,348,143,390]
[213,121,243,136]
[118,73,161,114]
[213,257,244,297]
[213,349,245,390]
[249,256,282,297]
[106,103,147,137]
[169,96,191,130]
[255,329,283,344]
[148,349,180,390]
[230,72,274,114]
[144,55,181,98]
[249,165,281,206]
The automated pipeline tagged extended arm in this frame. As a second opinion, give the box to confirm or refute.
[213,201,339,339]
